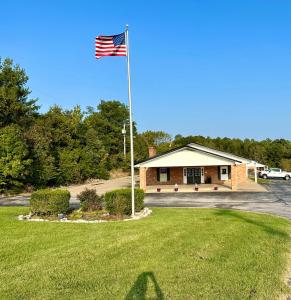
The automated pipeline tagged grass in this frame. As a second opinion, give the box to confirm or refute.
[0,207,290,299]
[249,175,270,184]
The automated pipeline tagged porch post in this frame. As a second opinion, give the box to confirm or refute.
[139,167,147,191]
[231,164,238,190]
[254,161,257,183]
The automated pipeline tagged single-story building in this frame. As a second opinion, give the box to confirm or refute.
[135,143,265,191]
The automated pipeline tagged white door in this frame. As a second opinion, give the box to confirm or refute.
[201,167,205,183]
[220,166,229,180]
[183,168,187,184]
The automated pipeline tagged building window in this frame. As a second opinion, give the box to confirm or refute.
[157,168,170,182]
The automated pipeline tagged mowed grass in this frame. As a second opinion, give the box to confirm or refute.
[0,207,290,299]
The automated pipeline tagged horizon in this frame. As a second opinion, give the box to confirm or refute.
[1,0,291,140]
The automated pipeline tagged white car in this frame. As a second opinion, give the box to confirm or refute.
[260,168,291,180]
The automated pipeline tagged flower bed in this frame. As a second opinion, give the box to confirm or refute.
[18,208,152,223]
[20,187,149,223]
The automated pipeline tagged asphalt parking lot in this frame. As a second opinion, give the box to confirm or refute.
[144,179,291,219]
[1,179,291,219]
[264,179,291,203]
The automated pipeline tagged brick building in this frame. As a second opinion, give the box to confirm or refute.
[135,143,265,191]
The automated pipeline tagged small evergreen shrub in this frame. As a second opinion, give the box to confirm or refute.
[30,189,70,215]
[105,188,144,216]
[77,188,103,211]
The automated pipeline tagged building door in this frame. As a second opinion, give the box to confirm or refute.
[187,168,202,184]
[193,168,201,184]
[187,168,194,184]
[220,166,229,180]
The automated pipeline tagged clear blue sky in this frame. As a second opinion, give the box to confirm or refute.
[1,0,290,140]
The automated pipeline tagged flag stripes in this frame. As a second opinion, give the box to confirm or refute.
[95,33,127,59]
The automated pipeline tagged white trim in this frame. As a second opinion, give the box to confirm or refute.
[201,167,205,183]
[188,143,251,164]
[135,148,237,168]
[183,167,187,184]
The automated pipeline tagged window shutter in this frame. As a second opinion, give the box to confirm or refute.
[217,166,221,180]
[157,168,160,182]
[228,166,231,179]
[167,168,170,181]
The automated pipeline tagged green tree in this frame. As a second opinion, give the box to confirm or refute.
[79,128,109,179]
[85,100,135,169]
[140,131,172,153]
[0,125,32,191]
[0,58,39,127]
[281,159,291,171]
[25,122,58,186]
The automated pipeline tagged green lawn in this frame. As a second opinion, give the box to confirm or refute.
[0,207,290,299]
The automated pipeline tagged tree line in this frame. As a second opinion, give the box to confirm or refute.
[0,58,290,193]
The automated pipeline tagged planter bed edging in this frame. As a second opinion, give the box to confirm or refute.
[17,208,152,223]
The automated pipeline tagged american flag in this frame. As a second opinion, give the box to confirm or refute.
[95,32,127,59]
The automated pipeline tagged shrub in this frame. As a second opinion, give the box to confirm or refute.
[30,189,70,215]
[77,188,103,211]
[105,188,144,216]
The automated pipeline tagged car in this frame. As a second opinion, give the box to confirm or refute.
[260,168,291,180]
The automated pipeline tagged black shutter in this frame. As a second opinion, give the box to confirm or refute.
[228,166,231,179]
[217,166,221,180]
[167,168,170,181]
[157,168,160,182]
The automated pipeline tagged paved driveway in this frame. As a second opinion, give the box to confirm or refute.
[1,180,291,219]
[145,180,291,219]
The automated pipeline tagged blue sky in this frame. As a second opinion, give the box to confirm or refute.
[1,0,290,140]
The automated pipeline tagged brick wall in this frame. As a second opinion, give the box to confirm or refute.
[236,163,247,184]
[231,163,247,190]
[231,165,238,190]
[139,167,147,190]
[139,164,247,190]
[204,166,231,184]
[146,167,183,186]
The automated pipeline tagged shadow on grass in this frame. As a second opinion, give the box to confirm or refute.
[125,272,164,300]
[214,209,289,239]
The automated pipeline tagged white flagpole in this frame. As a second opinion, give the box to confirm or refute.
[125,25,135,217]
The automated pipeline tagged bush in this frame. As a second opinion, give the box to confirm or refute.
[30,189,70,215]
[105,188,144,216]
[77,188,103,211]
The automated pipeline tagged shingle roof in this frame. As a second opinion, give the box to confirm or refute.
[134,144,243,167]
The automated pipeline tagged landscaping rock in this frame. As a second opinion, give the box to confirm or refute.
[17,208,152,224]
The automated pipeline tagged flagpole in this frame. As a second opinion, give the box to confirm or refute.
[125,24,135,217]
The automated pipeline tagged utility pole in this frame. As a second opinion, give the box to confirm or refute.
[122,123,126,159]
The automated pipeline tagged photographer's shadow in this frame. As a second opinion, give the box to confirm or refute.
[125,271,164,300]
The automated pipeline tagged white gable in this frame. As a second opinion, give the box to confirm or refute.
[188,143,265,167]
[135,148,235,168]
[188,143,251,163]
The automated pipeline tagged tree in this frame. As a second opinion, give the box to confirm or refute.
[141,131,172,147]
[281,159,291,171]
[139,131,172,154]
[0,125,32,191]
[84,100,135,169]
[0,58,39,127]
[25,122,58,187]
[79,128,109,179]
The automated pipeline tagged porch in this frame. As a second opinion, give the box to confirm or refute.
[146,183,232,193]
[140,166,236,190]
[143,179,266,193]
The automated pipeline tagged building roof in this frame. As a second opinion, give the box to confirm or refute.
[188,143,251,163]
[135,145,242,168]
[188,143,265,167]
[135,143,265,168]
